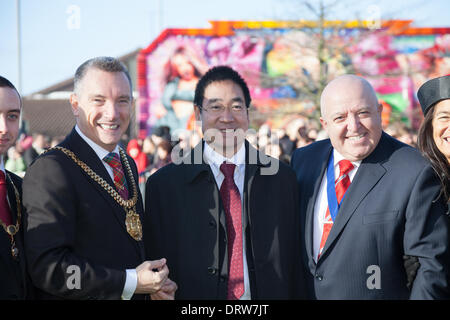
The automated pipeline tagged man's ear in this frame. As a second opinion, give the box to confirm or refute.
[377,103,383,115]
[319,116,327,130]
[70,93,79,117]
[194,105,202,122]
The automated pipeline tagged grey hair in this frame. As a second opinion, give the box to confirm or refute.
[73,56,132,94]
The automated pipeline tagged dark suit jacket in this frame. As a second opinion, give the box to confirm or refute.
[0,170,33,299]
[23,128,146,300]
[144,141,306,299]
[291,132,450,299]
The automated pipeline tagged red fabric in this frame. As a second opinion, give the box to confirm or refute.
[127,139,148,174]
[0,171,12,226]
[103,153,129,200]
[220,163,244,300]
[318,160,354,259]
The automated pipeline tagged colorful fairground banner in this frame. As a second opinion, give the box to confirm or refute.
[136,20,450,138]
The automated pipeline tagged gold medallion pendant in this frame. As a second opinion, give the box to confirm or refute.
[50,147,143,242]
[11,240,19,259]
[125,209,143,241]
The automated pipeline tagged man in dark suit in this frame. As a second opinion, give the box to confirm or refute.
[0,76,33,299]
[291,74,450,299]
[145,66,305,299]
[23,57,176,300]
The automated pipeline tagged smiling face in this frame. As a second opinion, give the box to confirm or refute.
[0,87,21,155]
[320,75,383,161]
[432,99,450,163]
[194,80,249,157]
[70,68,132,152]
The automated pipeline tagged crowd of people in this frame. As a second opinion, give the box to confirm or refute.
[4,115,420,184]
[1,56,449,301]
[120,110,420,193]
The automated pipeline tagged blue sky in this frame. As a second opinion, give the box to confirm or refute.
[1,0,449,95]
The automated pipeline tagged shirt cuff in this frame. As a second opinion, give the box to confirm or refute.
[121,269,137,300]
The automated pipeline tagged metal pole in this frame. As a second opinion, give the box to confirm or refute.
[16,0,22,94]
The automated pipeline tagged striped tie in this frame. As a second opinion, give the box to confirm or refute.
[318,159,354,259]
[103,152,129,200]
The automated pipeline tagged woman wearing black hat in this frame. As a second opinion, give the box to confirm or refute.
[404,75,450,292]
[417,75,450,209]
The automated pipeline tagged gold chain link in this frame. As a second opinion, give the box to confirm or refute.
[47,146,138,209]
[0,173,21,236]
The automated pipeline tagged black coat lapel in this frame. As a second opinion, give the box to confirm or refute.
[305,142,332,268]
[5,173,20,225]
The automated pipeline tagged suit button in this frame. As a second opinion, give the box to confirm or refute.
[208,267,217,275]
[209,220,216,228]
[315,273,323,281]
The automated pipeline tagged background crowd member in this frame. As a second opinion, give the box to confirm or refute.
[0,76,33,299]
[127,139,148,184]
[23,133,49,168]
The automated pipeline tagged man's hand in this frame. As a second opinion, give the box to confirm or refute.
[134,258,169,294]
[150,278,178,300]
[403,255,420,290]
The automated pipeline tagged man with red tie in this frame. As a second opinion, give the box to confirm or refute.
[0,76,34,299]
[291,74,450,299]
[22,57,176,300]
[145,66,305,299]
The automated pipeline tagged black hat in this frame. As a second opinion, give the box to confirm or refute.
[417,75,450,115]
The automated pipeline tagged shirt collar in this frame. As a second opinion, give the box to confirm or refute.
[204,142,245,166]
[75,125,120,161]
[204,142,245,179]
[333,149,361,170]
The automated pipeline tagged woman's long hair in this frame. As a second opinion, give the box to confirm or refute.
[417,107,450,202]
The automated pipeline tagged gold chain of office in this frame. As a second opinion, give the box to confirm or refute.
[0,173,21,259]
[46,146,142,241]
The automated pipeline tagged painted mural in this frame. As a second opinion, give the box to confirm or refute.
[137,21,450,138]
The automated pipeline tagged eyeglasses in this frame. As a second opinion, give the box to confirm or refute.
[200,104,247,115]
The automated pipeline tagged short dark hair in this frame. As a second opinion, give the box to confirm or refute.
[0,75,21,107]
[194,65,251,109]
[73,56,132,93]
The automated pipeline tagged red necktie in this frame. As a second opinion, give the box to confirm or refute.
[318,159,354,259]
[0,170,13,227]
[220,163,244,300]
[103,152,129,200]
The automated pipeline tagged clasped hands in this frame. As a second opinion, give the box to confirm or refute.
[135,258,177,300]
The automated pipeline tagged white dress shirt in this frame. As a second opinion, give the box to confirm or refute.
[312,149,361,262]
[203,142,251,300]
[75,125,137,300]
